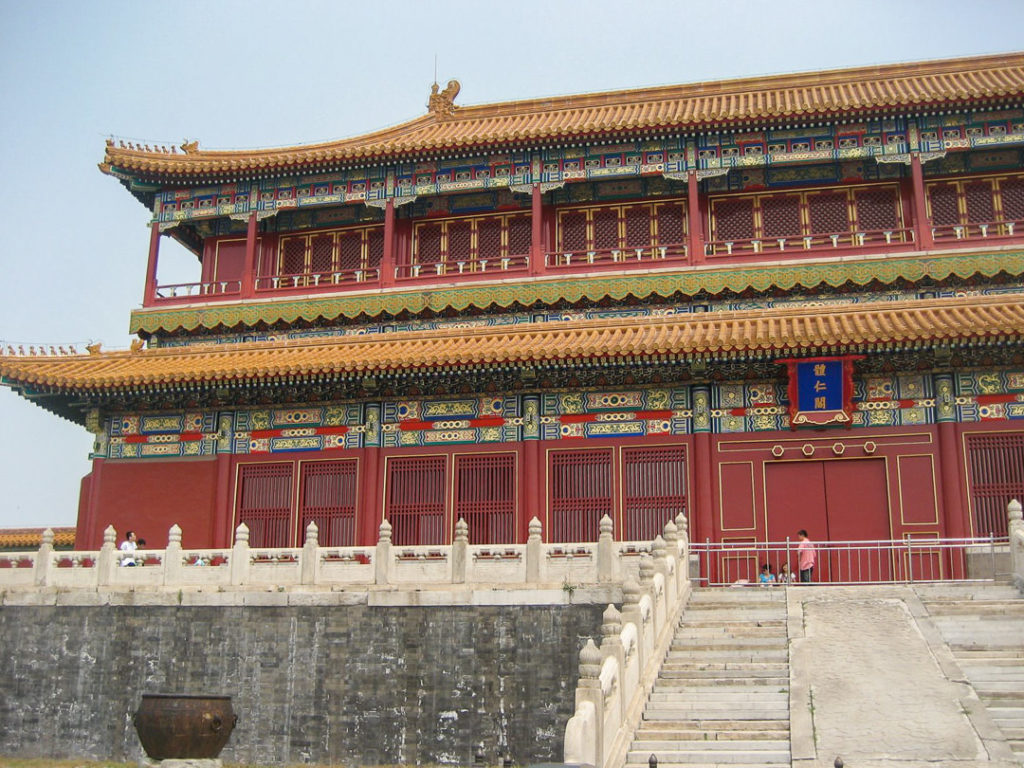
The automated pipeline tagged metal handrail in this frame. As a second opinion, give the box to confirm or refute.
[690,535,1008,586]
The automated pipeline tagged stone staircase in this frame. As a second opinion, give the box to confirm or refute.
[920,583,1024,766]
[626,588,790,768]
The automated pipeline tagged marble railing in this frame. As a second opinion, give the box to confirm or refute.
[0,513,689,595]
[563,517,691,768]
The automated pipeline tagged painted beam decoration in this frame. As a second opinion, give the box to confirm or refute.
[779,356,863,428]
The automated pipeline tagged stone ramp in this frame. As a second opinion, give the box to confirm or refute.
[789,584,1021,768]
[625,588,790,768]
[919,583,1024,766]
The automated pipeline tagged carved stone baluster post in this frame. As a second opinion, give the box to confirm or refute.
[525,516,543,583]
[375,519,392,586]
[638,554,659,633]
[600,604,626,723]
[577,639,605,768]
[230,523,250,586]
[33,528,54,587]
[163,524,182,586]
[301,521,319,585]
[652,534,676,611]
[619,578,645,673]
[675,510,690,564]
[452,518,468,584]
[97,525,117,586]
[1008,499,1024,590]
[597,514,616,583]
[663,519,681,596]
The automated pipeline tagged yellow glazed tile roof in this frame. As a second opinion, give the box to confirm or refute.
[100,53,1024,178]
[0,527,75,549]
[2,295,1022,392]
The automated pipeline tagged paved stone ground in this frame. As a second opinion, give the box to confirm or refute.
[789,585,1020,768]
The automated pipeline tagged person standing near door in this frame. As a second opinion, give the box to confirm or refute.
[797,529,816,583]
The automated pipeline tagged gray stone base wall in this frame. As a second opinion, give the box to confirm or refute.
[0,604,605,765]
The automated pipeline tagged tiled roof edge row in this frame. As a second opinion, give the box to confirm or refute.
[101,52,1024,178]
[3,294,1021,392]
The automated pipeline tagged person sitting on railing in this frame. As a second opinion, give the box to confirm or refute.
[778,562,793,584]
[758,563,776,586]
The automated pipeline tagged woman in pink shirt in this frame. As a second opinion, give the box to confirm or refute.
[797,529,816,583]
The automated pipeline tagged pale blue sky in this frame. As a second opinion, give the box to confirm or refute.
[1,0,1022,530]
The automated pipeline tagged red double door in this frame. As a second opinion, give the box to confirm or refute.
[765,459,892,582]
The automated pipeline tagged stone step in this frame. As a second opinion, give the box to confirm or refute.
[655,677,788,688]
[659,663,786,675]
[648,692,789,704]
[644,711,789,722]
[676,619,787,629]
[953,648,1024,659]
[664,651,788,662]
[626,748,790,764]
[669,642,788,652]
[637,719,788,733]
[631,739,790,751]
[635,726,788,741]
[626,762,787,768]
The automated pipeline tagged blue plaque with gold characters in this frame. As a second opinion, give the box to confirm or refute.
[777,356,864,428]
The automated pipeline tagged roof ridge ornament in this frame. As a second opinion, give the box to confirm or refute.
[428,79,460,118]
[180,139,199,154]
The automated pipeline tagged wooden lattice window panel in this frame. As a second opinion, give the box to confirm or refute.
[624,206,652,248]
[928,184,960,226]
[592,208,620,250]
[454,454,516,544]
[713,197,756,241]
[236,463,293,548]
[761,195,802,238]
[417,223,443,264]
[560,211,587,251]
[367,229,384,268]
[549,449,613,543]
[299,460,357,547]
[656,204,685,244]
[386,456,447,546]
[854,188,899,231]
[508,216,531,255]
[808,192,849,235]
[1000,178,1024,221]
[309,234,334,274]
[448,220,473,262]
[965,433,1024,538]
[964,180,996,224]
[478,218,502,259]
[280,238,306,276]
[622,446,687,542]
[338,232,362,271]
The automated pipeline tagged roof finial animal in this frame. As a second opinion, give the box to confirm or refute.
[181,139,199,154]
[428,79,461,118]
[86,342,102,355]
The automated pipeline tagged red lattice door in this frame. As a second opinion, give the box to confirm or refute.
[236,463,294,548]
[965,433,1024,537]
[508,215,532,256]
[549,449,613,543]
[386,456,447,545]
[761,195,802,239]
[1000,178,1024,222]
[928,184,960,226]
[299,460,357,547]
[622,446,687,541]
[454,454,516,544]
[855,188,900,231]
[807,192,850,236]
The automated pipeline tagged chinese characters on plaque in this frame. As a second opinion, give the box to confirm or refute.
[777,356,863,428]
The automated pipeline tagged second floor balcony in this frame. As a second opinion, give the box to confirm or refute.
[143,172,1024,308]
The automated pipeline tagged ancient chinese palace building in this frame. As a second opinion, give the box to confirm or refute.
[4,53,1024,556]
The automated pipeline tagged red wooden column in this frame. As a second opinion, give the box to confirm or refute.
[212,454,234,547]
[143,222,161,305]
[520,395,543,541]
[530,184,544,275]
[934,373,968,541]
[357,404,384,546]
[909,154,935,250]
[691,385,714,544]
[687,171,705,265]
[380,200,396,288]
[241,211,258,299]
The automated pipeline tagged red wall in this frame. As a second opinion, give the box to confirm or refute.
[78,457,220,550]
